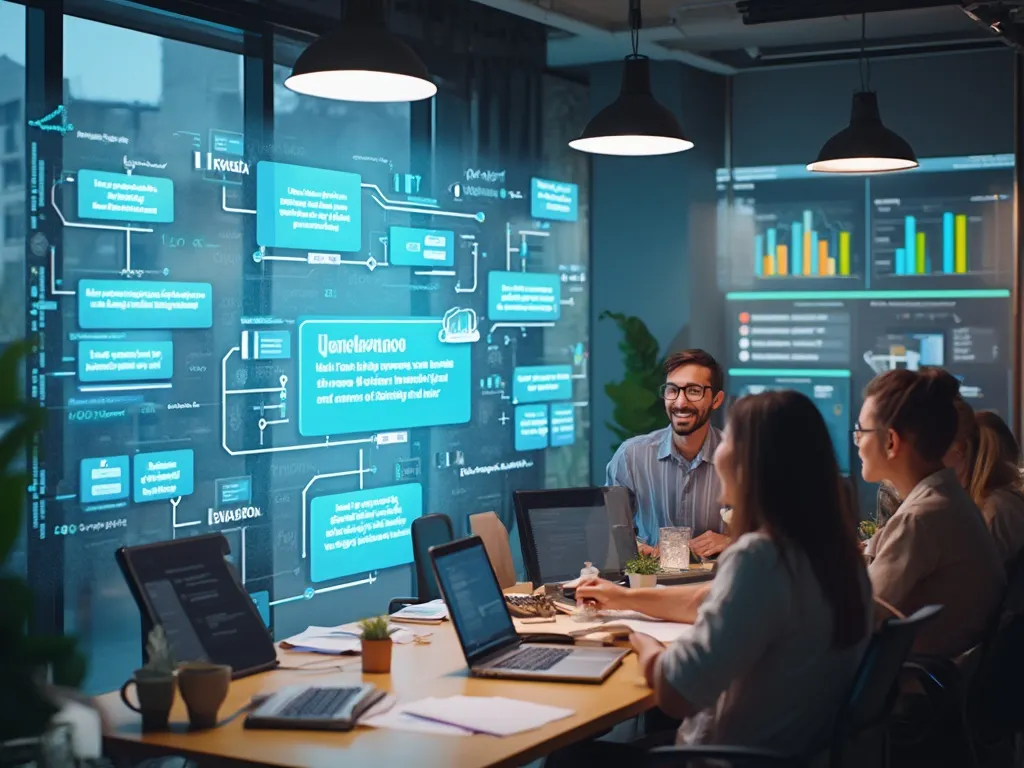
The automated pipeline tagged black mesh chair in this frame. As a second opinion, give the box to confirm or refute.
[640,605,942,768]
[388,513,454,614]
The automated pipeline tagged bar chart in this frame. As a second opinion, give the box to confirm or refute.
[888,212,968,275]
[753,208,857,280]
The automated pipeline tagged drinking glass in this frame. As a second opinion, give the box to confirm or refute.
[659,526,691,570]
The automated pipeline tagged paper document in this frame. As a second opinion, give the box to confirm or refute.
[361,696,473,736]
[390,599,449,624]
[280,627,361,655]
[569,618,693,645]
[402,696,574,737]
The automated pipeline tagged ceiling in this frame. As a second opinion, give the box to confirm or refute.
[469,0,1004,73]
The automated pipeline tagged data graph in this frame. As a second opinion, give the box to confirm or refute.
[753,207,857,280]
[889,211,969,276]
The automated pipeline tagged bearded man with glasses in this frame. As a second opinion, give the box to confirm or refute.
[605,349,730,559]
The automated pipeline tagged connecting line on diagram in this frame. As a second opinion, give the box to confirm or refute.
[48,182,153,296]
[170,496,250,582]
[220,346,376,457]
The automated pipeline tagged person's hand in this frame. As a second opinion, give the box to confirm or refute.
[638,541,660,558]
[629,632,664,685]
[691,531,731,559]
[575,578,630,611]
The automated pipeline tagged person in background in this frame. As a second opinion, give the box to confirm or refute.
[945,404,1024,565]
[550,390,870,763]
[605,349,728,559]
[855,368,1003,657]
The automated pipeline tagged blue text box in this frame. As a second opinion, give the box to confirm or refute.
[309,483,423,583]
[80,455,129,504]
[216,476,252,506]
[487,271,562,322]
[78,339,173,382]
[550,404,576,447]
[515,405,549,451]
[133,449,194,503]
[79,280,213,330]
[297,318,471,436]
[531,177,578,222]
[77,170,174,223]
[388,226,455,267]
[250,591,271,627]
[513,365,572,404]
[242,330,291,360]
[256,161,362,252]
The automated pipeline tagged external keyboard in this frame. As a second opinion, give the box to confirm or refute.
[278,686,361,718]
[496,646,571,671]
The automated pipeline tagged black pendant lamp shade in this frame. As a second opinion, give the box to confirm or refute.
[569,56,693,156]
[284,0,436,103]
[807,91,918,173]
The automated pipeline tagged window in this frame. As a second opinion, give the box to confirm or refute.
[3,203,23,242]
[0,99,19,126]
[2,158,21,188]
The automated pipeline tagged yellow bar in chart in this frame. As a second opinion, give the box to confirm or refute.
[803,231,812,275]
[763,255,774,276]
[777,244,789,275]
[916,232,926,274]
[839,231,850,276]
[818,240,828,275]
[955,214,967,273]
[826,257,836,276]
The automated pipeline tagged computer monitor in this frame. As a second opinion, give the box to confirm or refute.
[430,536,518,666]
[513,486,638,586]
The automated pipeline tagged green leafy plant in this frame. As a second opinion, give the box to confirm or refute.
[358,615,391,641]
[0,339,86,744]
[624,553,660,576]
[599,311,666,453]
[141,624,175,676]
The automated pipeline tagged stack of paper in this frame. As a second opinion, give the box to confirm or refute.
[280,623,433,654]
[570,619,693,644]
[400,696,574,736]
[390,599,449,624]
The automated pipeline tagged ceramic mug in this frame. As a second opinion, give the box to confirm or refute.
[176,662,231,730]
[120,670,176,732]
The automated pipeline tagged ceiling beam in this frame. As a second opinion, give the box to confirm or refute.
[469,0,738,74]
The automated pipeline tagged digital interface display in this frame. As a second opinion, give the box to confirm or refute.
[13,13,590,692]
[718,154,1013,509]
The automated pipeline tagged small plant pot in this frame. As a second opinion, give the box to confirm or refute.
[120,670,176,732]
[361,638,393,674]
[627,573,657,589]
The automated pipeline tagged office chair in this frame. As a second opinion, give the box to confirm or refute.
[387,513,454,614]
[640,605,942,768]
[469,511,516,589]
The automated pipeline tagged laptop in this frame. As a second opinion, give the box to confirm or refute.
[244,683,385,731]
[429,536,629,683]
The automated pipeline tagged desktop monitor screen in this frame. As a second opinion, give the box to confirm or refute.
[431,537,517,664]
[513,486,637,585]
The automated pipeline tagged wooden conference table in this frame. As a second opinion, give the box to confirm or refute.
[97,618,657,768]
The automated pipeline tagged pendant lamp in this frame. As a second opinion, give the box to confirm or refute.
[807,14,917,174]
[569,0,693,156]
[285,0,436,103]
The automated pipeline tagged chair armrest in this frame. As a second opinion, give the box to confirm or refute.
[388,597,420,614]
[643,744,803,768]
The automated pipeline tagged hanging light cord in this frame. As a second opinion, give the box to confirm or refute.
[859,12,872,91]
[629,0,641,58]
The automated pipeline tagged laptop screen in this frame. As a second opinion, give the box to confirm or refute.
[515,487,638,584]
[433,540,517,662]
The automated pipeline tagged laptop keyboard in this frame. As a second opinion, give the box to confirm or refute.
[496,646,572,671]
[279,686,362,718]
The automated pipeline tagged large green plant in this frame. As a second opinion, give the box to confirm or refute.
[599,311,667,453]
[0,340,86,744]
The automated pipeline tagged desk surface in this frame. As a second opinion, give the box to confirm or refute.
[97,621,654,768]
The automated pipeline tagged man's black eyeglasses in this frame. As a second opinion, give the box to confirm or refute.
[659,383,712,403]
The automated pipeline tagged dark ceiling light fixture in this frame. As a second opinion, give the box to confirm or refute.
[807,13,918,173]
[569,0,693,156]
[284,0,436,103]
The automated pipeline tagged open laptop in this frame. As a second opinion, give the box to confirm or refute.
[429,536,629,683]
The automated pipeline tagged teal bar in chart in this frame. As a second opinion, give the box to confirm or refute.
[942,212,954,273]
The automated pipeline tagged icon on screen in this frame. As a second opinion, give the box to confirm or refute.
[438,307,480,344]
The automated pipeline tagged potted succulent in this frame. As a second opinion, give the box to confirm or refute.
[118,625,176,731]
[625,553,660,589]
[358,615,393,674]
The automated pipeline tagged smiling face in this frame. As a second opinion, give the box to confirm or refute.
[663,364,720,437]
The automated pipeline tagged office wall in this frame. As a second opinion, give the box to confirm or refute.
[732,48,1015,165]
[588,60,726,481]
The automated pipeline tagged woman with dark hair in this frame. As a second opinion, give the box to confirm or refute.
[944,406,1024,564]
[552,391,870,761]
[856,368,1003,657]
